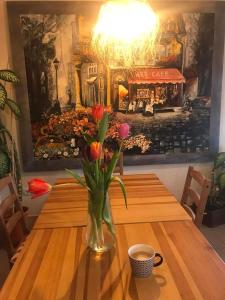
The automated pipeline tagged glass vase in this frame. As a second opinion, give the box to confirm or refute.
[86,191,116,253]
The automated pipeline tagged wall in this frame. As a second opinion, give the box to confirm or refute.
[0,0,223,215]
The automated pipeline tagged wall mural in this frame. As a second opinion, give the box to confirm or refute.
[19,11,214,162]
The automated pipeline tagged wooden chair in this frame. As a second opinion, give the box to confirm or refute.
[181,166,211,228]
[0,175,28,265]
[114,152,124,175]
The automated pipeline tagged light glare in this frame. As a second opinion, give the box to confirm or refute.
[92,0,159,67]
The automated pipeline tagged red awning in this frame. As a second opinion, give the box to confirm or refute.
[128,68,185,84]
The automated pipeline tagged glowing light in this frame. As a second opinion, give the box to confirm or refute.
[92,0,159,67]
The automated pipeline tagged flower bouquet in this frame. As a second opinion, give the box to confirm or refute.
[65,105,129,252]
[53,105,129,252]
[28,105,129,252]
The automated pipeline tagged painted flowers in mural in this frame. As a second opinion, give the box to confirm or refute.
[33,109,151,160]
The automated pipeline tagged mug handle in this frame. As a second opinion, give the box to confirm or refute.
[154,253,163,267]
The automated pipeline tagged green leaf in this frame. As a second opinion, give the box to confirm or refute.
[103,200,115,237]
[0,150,11,178]
[0,83,7,109]
[81,160,96,190]
[5,99,21,117]
[105,151,119,187]
[94,160,99,183]
[214,152,225,169]
[65,169,87,189]
[98,112,108,144]
[82,132,95,144]
[0,70,20,83]
[111,176,127,208]
[219,173,225,190]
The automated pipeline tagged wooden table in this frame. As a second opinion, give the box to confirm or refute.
[1,174,225,300]
[1,221,225,300]
[34,174,190,229]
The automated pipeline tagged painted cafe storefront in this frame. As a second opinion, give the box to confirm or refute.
[114,68,185,113]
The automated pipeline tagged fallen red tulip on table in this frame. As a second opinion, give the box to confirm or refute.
[27,178,52,199]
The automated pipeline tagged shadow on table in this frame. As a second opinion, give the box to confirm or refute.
[28,249,166,300]
[59,247,125,300]
[127,273,167,300]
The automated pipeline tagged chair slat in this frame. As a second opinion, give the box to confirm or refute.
[182,204,196,220]
[0,175,28,265]
[0,176,11,190]
[6,211,23,234]
[0,194,17,217]
[187,188,200,207]
[113,152,124,175]
[181,166,211,228]
[190,168,205,186]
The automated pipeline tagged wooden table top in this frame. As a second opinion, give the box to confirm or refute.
[1,221,225,300]
[34,174,190,229]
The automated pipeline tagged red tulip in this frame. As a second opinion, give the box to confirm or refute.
[92,104,104,122]
[90,142,102,160]
[28,178,51,199]
[119,123,130,139]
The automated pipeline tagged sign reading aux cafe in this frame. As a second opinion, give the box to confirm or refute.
[127,68,185,110]
[130,68,185,84]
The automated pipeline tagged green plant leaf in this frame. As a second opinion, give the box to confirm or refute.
[103,202,115,237]
[5,99,21,117]
[0,70,20,83]
[214,169,225,185]
[82,132,95,144]
[111,176,127,208]
[214,152,225,169]
[219,173,225,190]
[0,150,11,178]
[105,151,119,188]
[95,160,100,183]
[0,83,7,109]
[65,169,87,189]
[98,112,108,144]
[81,160,96,190]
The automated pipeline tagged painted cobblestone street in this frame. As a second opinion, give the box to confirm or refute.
[116,107,210,155]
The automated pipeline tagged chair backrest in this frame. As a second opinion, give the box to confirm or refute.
[0,175,27,261]
[114,152,124,176]
[181,166,211,227]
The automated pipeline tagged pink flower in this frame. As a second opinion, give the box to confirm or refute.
[28,178,51,199]
[119,123,130,139]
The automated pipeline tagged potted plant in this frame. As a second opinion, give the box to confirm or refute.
[203,152,225,227]
[0,69,22,197]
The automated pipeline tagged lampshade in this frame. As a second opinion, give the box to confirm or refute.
[92,0,159,67]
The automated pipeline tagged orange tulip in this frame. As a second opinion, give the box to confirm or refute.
[90,142,102,160]
[92,104,104,122]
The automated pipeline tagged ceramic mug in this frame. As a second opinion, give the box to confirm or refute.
[128,244,163,278]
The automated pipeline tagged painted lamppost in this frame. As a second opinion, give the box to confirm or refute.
[53,58,61,114]
[53,58,60,101]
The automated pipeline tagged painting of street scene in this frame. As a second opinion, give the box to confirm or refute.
[20,11,214,160]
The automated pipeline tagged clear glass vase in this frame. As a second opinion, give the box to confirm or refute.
[86,191,116,253]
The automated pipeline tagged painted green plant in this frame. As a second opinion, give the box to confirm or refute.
[0,69,21,196]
